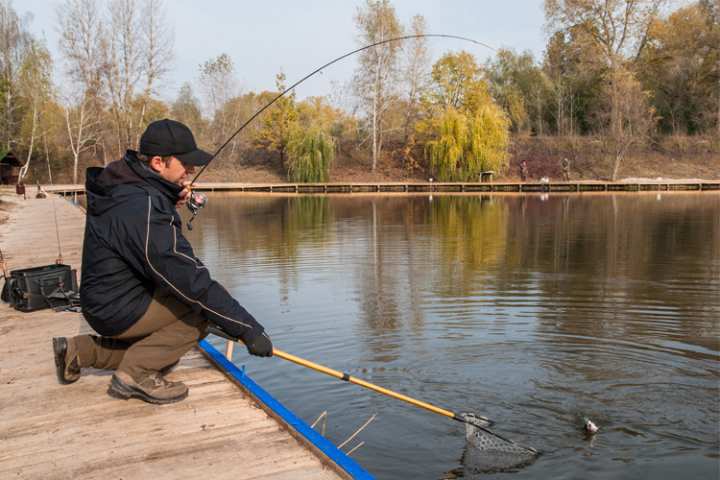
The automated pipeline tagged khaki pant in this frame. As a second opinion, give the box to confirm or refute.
[74,293,208,378]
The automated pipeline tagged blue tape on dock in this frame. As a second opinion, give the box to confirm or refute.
[199,339,375,480]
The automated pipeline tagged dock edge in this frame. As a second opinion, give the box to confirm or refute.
[199,339,375,480]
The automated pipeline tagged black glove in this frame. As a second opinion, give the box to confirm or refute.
[245,332,273,357]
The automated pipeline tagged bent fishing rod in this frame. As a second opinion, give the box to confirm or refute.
[184,33,496,229]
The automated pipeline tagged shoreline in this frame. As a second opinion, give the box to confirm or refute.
[33,180,720,197]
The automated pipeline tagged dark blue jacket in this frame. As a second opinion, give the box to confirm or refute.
[80,151,264,342]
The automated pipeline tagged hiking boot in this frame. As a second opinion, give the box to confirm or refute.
[52,337,81,384]
[108,370,188,404]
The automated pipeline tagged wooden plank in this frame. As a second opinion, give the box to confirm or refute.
[0,195,348,480]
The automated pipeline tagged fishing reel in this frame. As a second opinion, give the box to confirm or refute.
[186,190,207,231]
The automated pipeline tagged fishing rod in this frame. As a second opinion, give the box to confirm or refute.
[184,33,496,229]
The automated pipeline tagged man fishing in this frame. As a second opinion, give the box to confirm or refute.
[52,119,272,404]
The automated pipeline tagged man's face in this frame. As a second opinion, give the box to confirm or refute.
[150,156,195,185]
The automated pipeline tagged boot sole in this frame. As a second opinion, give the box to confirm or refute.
[107,375,188,405]
[52,337,79,385]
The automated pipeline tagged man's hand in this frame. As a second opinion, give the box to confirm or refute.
[176,181,191,208]
[245,332,273,357]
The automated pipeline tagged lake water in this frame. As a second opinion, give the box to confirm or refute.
[185,192,720,480]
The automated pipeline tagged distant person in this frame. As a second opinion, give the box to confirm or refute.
[519,160,528,181]
[561,157,571,182]
[53,119,273,404]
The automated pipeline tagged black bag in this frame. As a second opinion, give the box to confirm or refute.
[1,264,79,312]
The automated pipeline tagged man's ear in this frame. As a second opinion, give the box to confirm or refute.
[148,155,164,173]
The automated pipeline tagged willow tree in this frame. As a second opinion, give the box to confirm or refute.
[422,51,510,181]
[286,128,335,183]
[426,105,509,181]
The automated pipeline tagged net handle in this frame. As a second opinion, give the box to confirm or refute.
[273,347,490,426]
[208,325,491,427]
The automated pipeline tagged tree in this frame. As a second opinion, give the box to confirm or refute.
[136,0,173,140]
[486,49,552,134]
[598,67,656,180]
[637,2,720,134]
[545,0,666,68]
[199,53,237,148]
[426,51,490,114]
[171,82,204,138]
[104,0,172,154]
[401,15,430,144]
[57,0,105,173]
[354,0,403,172]
[545,0,665,137]
[17,40,53,182]
[255,72,298,167]
[425,106,510,181]
[543,28,606,134]
[0,0,31,151]
[286,128,335,183]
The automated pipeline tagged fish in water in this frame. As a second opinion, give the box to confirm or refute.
[584,418,599,434]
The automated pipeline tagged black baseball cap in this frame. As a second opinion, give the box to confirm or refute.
[139,119,213,166]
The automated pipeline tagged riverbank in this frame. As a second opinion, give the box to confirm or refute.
[194,135,720,184]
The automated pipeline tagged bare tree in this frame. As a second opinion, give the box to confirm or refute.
[107,0,173,152]
[63,92,99,184]
[105,0,142,154]
[401,15,429,144]
[58,0,172,163]
[545,0,666,69]
[199,53,237,148]
[135,0,173,143]
[57,0,105,172]
[599,68,656,180]
[57,0,105,96]
[354,0,403,172]
[17,40,53,183]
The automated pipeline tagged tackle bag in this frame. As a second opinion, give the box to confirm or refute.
[1,264,79,312]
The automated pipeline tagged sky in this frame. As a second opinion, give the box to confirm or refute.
[18,0,549,103]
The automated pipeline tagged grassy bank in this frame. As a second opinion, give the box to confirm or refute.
[18,135,720,185]
[198,135,720,184]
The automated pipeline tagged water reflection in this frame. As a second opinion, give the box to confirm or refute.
[185,193,720,480]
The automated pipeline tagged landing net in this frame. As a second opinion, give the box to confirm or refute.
[459,413,539,473]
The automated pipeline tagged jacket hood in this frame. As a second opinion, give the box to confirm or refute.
[85,150,183,215]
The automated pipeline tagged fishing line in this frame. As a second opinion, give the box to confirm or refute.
[185,34,496,229]
[51,196,64,264]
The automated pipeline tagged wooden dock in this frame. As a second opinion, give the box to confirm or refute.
[42,180,720,196]
[0,193,367,479]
